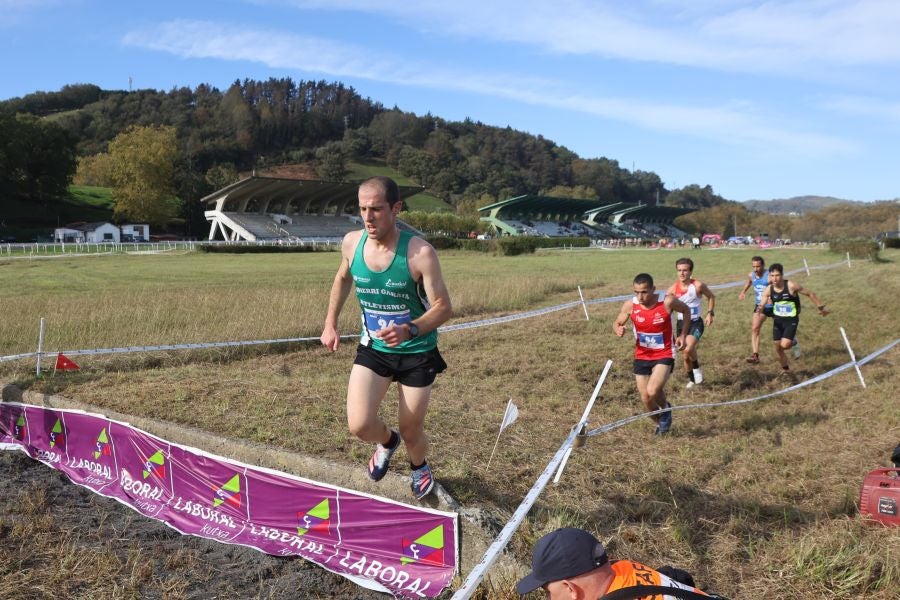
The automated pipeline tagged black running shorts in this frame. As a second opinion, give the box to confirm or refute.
[772,319,799,342]
[354,344,447,387]
[633,358,675,376]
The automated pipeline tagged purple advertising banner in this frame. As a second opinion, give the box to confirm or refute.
[0,402,459,598]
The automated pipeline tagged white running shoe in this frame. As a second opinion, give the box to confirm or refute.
[686,381,695,389]
[792,342,801,359]
[692,368,703,384]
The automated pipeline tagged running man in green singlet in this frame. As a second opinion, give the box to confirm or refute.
[320,176,452,499]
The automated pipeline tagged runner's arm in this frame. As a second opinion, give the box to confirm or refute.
[738,277,752,300]
[792,282,829,316]
[756,287,771,313]
[699,281,716,326]
[667,296,692,348]
[379,238,452,347]
[320,233,357,351]
[613,301,632,337]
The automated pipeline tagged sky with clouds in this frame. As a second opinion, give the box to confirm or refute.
[2,0,899,202]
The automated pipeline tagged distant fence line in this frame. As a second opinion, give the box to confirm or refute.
[0,259,852,367]
[1,238,342,258]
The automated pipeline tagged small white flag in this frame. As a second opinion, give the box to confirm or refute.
[499,399,519,433]
[487,399,520,471]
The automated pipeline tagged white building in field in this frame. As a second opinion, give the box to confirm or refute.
[120,224,150,242]
[53,222,121,243]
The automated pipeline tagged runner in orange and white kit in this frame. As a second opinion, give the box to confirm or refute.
[666,258,715,388]
[517,528,718,599]
[613,273,691,435]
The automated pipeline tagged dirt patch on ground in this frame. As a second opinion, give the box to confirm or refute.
[0,450,390,599]
[251,163,320,180]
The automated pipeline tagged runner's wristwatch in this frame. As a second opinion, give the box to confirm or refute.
[408,323,419,339]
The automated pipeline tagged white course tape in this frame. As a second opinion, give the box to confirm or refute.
[450,337,897,599]
[0,259,852,364]
[585,337,899,438]
[450,415,583,600]
[450,363,610,600]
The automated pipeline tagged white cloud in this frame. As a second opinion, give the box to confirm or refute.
[820,95,900,123]
[124,19,854,158]
[268,0,900,76]
[0,0,61,27]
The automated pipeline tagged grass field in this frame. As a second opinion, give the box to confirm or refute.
[2,246,899,599]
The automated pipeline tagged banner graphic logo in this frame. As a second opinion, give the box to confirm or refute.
[212,474,241,509]
[14,413,27,440]
[296,498,331,537]
[48,418,65,449]
[142,450,166,480]
[94,428,111,460]
[401,524,445,567]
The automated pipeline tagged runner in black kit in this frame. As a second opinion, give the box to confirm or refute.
[756,263,828,373]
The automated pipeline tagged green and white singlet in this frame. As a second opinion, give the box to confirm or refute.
[350,230,437,354]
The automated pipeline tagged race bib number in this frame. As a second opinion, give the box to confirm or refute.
[773,302,796,317]
[637,333,665,350]
[754,284,766,303]
[363,308,411,334]
[690,305,701,319]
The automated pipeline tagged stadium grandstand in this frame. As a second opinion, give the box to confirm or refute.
[478,195,692,242]
[202,175,424,243]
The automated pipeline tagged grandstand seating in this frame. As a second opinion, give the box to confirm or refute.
[280,215,360,240]
[223,213,283,240]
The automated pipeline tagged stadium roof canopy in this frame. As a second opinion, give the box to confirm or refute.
[614,204,694,223]
[479,195,691,223]
[478,195,614,221]
[202,175,424,216]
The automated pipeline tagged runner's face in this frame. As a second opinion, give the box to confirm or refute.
[676,264,692,282]
[633,283,657,306]
[770,270,783,286]
[752,261,764,275]
[358,187,399,240]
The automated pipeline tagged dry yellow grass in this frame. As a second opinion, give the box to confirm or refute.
[2,246,899,599]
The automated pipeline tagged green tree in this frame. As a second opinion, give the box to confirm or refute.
[107,125,179,226]
[315,141,346,181]
[0,113,77,203]
[205,163,239,191]
[74,153,114,186]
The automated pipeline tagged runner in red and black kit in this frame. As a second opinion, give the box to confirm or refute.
[614,273,692,435]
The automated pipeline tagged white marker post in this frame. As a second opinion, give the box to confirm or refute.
[803,258,810,277]
[839,327,866,388]
[578,286,590,320]
[846,252,852,268]
[554,359,612,484]
[36,317,45,376]
[450,361,612,600]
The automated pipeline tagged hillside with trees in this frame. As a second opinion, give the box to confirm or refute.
[1,79,897,241]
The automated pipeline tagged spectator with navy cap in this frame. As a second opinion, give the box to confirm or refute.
[517,528,717,599]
